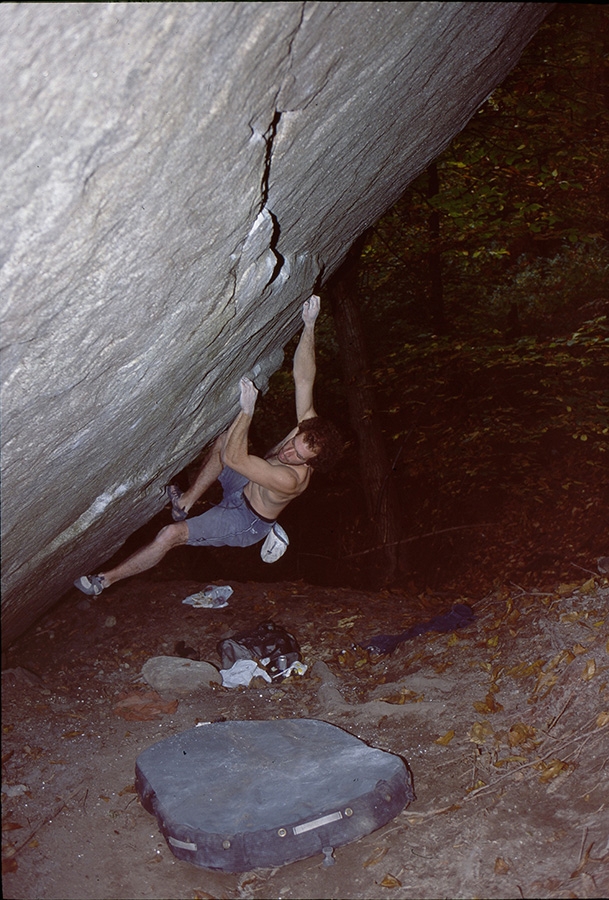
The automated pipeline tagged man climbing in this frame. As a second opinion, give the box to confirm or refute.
[74,295,343,596]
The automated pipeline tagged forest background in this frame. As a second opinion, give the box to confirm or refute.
[172,3,608,598]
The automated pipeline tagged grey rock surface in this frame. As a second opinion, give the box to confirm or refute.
[141,656,222,696]
[1,2,550,647]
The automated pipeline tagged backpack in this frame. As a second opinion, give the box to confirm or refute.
[217,620,301,680]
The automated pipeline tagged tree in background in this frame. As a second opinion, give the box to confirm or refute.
[360,3,608,349]
[327,235,405,584]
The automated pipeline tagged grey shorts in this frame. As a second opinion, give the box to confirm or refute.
[186,466,275,548]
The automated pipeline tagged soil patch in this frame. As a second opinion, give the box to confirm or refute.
[2,572,608,899]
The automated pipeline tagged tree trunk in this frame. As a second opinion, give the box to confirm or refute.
[327,234,404,584]
[427,161,447,333]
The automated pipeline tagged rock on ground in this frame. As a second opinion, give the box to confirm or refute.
[141,656,221,695]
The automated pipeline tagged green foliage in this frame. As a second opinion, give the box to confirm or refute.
[487,241,609,328]
[359,4,609,341]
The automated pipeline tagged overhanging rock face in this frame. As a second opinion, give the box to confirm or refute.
[1,1,550,647]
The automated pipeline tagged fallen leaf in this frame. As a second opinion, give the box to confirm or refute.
[506,608,521,625]
[435,729,455,745]
[494,857,510,874]
[547,649,575,669]
[2,858,18,875]
[380,692,406,705]
[537,758,572,783]
[580,577,597,594]
[508,723,536,747]
[466,779,486,793]
[362,846,388,868]
[596,711,609,728]
[581,658,596,681]
[473,693,503,715]
[380,874,402,888]
[531,671,558,698]
[468,721,494,744]
[572,643,587,655]
[337,616,360,628]
[487,692,502,710]
[23,745,45,760]
[493,756,527,767]
[62,730,85,739]
[561,611,580,623]
[118,784,137,796]
[1,822,23,832]
[506,659,545,678]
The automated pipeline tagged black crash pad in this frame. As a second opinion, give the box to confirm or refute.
[135,718,415,872]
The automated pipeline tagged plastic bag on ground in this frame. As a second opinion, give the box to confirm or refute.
[220,659,272,688]
[182,585,233,608]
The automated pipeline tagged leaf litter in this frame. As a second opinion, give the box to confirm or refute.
[1,570,608,899]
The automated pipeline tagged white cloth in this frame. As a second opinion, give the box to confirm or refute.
[220,659,272,688]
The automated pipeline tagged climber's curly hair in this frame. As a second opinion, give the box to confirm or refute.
[297,417,345,473]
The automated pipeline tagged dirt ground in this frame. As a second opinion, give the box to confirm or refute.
[2,565,608,900]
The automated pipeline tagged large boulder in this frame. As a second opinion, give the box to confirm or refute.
[0,2,550,647]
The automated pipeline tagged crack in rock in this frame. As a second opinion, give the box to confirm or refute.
[260,109,281,212]
[233,5,307,311]
[234,105,290,311]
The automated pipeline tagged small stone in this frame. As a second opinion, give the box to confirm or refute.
[597,556,609,574]
[141,656,222,696]
[1,783,29,798]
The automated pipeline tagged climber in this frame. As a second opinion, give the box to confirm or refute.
[74,295,343,596]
